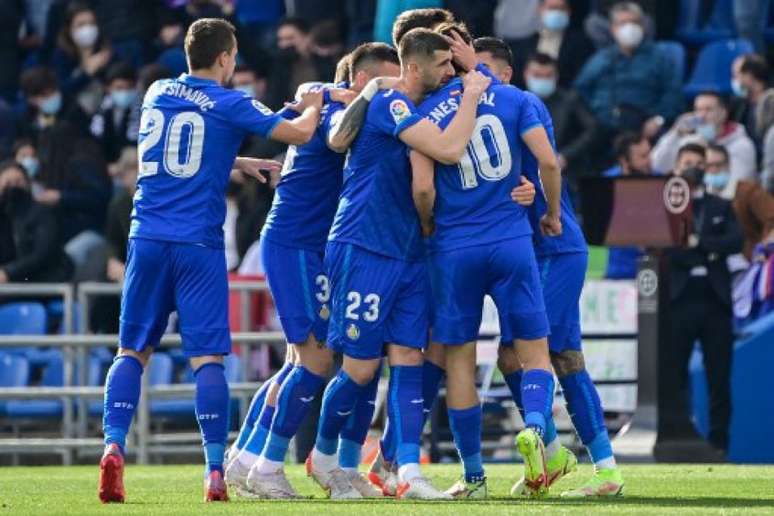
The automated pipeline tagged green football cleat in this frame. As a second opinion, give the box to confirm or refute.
[516,428,548,498]
[445,476,488,499]
[510,445,578,496]
[561,468,624,498]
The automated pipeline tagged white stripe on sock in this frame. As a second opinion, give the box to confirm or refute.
[398,463,421,482]
[255,456,284,474]
[236,449,260,468]
[594,456,617,471]
[311,448,338,472]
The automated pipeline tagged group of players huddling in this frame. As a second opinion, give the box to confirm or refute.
[97,8,625,504]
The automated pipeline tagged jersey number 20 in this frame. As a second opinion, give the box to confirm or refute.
[138,108,205,178]
[458,114,512,189]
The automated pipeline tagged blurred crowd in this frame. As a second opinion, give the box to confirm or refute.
[0,0,773,330]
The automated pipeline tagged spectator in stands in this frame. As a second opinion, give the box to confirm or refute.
[494,0,541,46]
[93,0,159,67]
[0,160,73,284]
[757,89,774,194]
[574,1,682,161]
[89,62,140,163]
[104,146,136,283]
[308,19,346,82]
[582,0,658,48]
[519,50,597,187]
[734,0,769,54]
[265,17,320,109]
[730,54,770,148]
[651,92,757,199]
[51,2,114,111]
[672,142,707,177]
[507,0,595,88]
[604,132,651,279]
[12,140,42,191]
[663,156,743,454]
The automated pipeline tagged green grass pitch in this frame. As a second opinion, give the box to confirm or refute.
[2,464,774,515]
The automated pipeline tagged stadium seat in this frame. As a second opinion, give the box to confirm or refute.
[0,302,60,366]
[656,41,687,82]
[676,0,736,45]
[0,353,30,417]
[683,39,754,97]
[4,352,64,419]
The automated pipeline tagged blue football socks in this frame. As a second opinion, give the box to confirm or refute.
[194,363,230,474]
[448,405,485,482]
[103,355,144,454]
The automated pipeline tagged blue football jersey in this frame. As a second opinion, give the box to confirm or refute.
[520,92,587,256]
[416,79,539,252]
[328,89,424,261]
[130,73,283,248]
[262,90,346,252]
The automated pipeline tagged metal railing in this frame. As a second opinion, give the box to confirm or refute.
[0,281,281,464]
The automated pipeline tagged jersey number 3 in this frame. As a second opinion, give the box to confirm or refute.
[138,108,205,179]
[458,113,512,189]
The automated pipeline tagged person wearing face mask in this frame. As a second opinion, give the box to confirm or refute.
[0,160,74,286]
[730,54,770,148]
[265,17,323,110]
[51,2,114,103]
[651,92,757,200]
[662,147,743,456]
[507,0,594,89]
[89,62,140,163]
[574,2,681,167]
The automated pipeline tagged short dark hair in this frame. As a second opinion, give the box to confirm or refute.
[184,18,237,70]
[105,62,137,85]
[677,142,706,160]
[740,53,770,84]
[392,8,454,47]
[435,21,472,45]
[278,17,310,34]
[614,131,645,160]
[349,42,399,82]
[398,28,451,63]
[20,67,58,97]
[706,142,730,164]
[696,90,728,110]
[526,52,558,69]
[473,37,513,67]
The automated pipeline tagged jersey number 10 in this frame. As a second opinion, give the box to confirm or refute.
[458,114,512,189]
[138,108,205,179]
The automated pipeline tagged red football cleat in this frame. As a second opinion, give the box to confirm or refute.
[98,444,126,503]
[204,469,229,502]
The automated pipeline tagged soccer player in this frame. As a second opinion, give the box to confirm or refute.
[409,22,563,499]
[475,36,625,497]
[98,18,326,504]
[224,44,402,500]
[305,28,491,500]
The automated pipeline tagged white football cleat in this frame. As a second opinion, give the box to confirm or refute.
[396,477,453,500]
[345,470,383,498]
[305,456,362,499]
[224,458,251,495]
[245,467,300,499]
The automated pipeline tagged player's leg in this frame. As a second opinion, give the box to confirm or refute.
[491,237,553,497]
[540,253,622,497]
[100,239,174,503]
[172,243,234,502]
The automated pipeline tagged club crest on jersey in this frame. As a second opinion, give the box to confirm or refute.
[390,99,411,124]
[319,304,330,321]
[346,323,360,341]
[252,99,274,116]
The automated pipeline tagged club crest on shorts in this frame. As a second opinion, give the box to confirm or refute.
[319,304,330,321]
[390,99,411,124]
[346,323,360,341]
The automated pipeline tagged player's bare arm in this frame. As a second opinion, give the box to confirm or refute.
[399,70,490,165]
[521,126,562,236]
[410,150,436,237]
[510,176,537,206]
[270,90,324,145]
[327,76,401,153]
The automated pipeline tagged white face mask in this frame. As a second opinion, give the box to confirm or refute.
[72,24,99,48]
[614,22,644,49]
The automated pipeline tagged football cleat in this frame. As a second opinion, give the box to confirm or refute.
[511,445,577,496]
[561,468,624,498]
[345,470,384,498]
[98,444,126,503]
[367,448,391,494]
[224,457,251,495]
[396,477,453,500]
[445,476,488,499]
[516,428,549,498]
[203,469,229,502]
[245,467,300,499]
[305,455,362,499]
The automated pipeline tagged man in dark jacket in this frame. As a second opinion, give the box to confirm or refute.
[0,160,73,284]
[662,167,744,453]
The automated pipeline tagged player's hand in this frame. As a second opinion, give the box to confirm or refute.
[291,89,324,112]
[233,157,282,183]
[511,176,536,206]
[540,213,562,236]
[328,88,358,106]
[444,30,477,72]
[462,70,491,99]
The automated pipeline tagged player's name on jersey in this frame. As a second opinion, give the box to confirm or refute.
[425,91,496,125]
[160,82,216,111]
